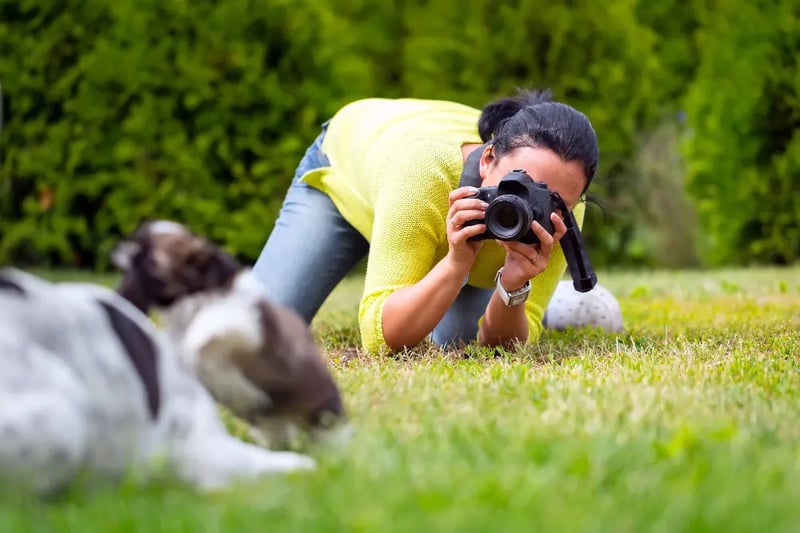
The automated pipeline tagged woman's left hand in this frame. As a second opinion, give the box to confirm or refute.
[496,212,568,290]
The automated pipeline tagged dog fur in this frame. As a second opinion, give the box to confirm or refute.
[111,220,350,450]
[0,267,315,497]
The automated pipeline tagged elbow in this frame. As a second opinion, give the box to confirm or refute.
[359,295,420,356]
[381,315,426,352]
[360,328,412,356]
[477,315,531,350]
[478,332,528,351]
[377,293,428,352]
[382,331,424,353]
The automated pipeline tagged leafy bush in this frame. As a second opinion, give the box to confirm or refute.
[682,0,800,265]
[0,0,728,269]
[0,1,339,268]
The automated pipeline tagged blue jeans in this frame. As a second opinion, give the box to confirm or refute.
[252,123,493,349]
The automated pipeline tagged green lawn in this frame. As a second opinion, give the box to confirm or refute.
[3,266,800,532]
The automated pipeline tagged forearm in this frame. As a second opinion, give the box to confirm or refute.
[478,291,529,348]
[381,256,470,350]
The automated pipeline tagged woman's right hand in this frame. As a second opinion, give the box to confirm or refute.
[445,186,488,271]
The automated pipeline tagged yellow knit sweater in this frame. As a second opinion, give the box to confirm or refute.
[300,98,585,354]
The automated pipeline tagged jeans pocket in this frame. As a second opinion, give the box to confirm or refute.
[292,126,331,184]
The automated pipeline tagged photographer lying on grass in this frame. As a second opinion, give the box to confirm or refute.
[253,88,603,355]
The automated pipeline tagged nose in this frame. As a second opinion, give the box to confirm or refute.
[307,393,346,429]
[311,419,354,449]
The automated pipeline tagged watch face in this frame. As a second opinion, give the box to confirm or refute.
[508,293,528,306]
[496,268,530,306]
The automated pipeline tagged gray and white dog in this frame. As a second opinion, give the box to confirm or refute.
[0,267,315,497]
[111,221,350,451]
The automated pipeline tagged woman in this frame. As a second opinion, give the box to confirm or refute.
[252,89,600,355]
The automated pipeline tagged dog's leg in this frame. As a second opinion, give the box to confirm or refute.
[171,434,316,491]
[0,345,89,496]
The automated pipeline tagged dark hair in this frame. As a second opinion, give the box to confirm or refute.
[478,88,599,192]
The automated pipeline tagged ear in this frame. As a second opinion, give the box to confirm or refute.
[111,241,141,271]
[181,239,241,287]
[478,143,495,182]
[203,249,241,286]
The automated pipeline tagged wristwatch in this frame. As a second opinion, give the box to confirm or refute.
[494,267,530,307]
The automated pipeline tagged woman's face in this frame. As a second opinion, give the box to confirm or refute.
[478,145,586,211]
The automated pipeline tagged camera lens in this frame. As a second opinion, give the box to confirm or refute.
[495,204,519,229]
[485,195,532,241]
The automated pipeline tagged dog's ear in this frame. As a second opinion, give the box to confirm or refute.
[111,240,141,271]
[179,238,241,289]
[203,249,241,287]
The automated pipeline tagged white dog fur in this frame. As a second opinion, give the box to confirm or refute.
[112,220,351,451]
[0,268,315,497]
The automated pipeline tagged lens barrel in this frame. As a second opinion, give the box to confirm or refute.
[485,195,533,241]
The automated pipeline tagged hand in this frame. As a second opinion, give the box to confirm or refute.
[445,186,488,272]
[496,212,568,290]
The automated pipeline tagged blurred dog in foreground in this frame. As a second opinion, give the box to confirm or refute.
[0,268,315,497]
[111,220,350,451]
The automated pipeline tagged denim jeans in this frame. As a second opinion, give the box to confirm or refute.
[252,123,494,349]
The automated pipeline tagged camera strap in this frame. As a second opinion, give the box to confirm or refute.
[552,193,598,292]
[457,143,488,189]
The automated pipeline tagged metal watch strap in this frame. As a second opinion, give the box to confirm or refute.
[494,267,530,307]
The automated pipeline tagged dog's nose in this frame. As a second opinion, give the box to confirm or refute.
[307,392,346,429]
[304,391,352,447]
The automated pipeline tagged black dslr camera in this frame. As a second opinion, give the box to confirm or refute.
[458,147,598,292]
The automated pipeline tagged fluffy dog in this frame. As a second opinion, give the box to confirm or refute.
[0,268,315,497]
[111,220,350,450]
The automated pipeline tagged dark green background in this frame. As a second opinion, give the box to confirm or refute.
[0,0,797,270]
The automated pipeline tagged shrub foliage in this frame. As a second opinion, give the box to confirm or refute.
[682,0,800,265]
[0,0,796,268]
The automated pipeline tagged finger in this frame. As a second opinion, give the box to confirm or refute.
[449,209,487,229]
[449,197,489,215]
[531,221,554,250]
[499,239,539,256]
[499,241,534,259]
[448,186,480,205]
[551,212,568,241]
[499,240,542,267]
[451,223,486,242]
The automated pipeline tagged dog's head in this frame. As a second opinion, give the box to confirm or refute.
[245,299,352,450]
[111,220,241,314]
[112,220,353,450]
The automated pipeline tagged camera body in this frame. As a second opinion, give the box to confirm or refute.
[456,146,598,292]
[464,169,556,245]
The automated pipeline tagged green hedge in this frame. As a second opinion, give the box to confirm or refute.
[682,0,800,265]
[3,0,793,270]
[0,1,337,268]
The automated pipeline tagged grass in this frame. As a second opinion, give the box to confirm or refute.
[3,266,800,532]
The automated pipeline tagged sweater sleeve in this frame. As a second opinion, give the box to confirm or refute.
[357,142,457,355]
[355,139,588,354]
